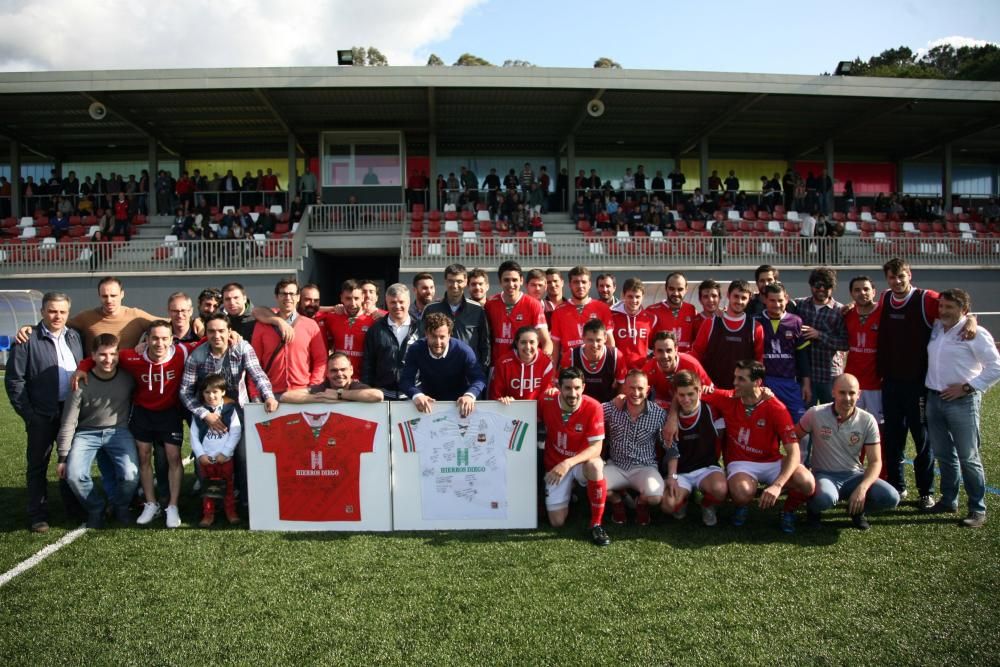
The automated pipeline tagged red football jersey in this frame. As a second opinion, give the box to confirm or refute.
[312,312,335,352]
[257,411,377,522]
[647,301,699,352]
[691,311,714,341]
[488,349,554,400]
[484,293,547,368]
[844,304,882,391]
[78,342,196,411]
[610,304,655,370]
[539,393,605,472]
[549,299,614,362]
[642,353,713,408]
[325,311,374,378]
[701,389,797,464]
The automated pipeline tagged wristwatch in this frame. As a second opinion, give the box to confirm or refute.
[337,388,344,400]
[669,473,679,480]
[962,383,974,395]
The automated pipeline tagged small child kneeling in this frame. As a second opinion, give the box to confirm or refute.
[190,374,243,527]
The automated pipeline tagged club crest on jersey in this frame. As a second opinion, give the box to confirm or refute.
[820,427,833,438]
[574,424,583,432]
[849,432,861,445]
[477,433,487,443]
[515,314,524,321]
[345,505,354,514]
[327,438,337,446]
[756,419,766,427]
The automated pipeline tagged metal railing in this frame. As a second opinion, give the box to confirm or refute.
[400,234,1000,269]
[0,238,300,275]
[309,204,407,233]
[191,190,291,212]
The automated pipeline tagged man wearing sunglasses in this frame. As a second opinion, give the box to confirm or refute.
[790,267,849,407]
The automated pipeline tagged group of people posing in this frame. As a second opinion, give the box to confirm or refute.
[6,257,998,546]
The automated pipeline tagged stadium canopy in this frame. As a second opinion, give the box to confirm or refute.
[2,66,1000,165]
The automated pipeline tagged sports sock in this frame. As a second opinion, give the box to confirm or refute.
[588,478,607,527]
[702,492,722,508]
[783,488,813,512]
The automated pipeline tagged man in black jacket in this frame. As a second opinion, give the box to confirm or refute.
[5,292,85,532]
[422,263,491,382]
[361,283,420,400]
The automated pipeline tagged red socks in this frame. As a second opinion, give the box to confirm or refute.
[783,489,813,512]
[588,479,607,527]
[702,492,722,508]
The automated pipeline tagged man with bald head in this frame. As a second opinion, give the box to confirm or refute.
[795,373,900,530]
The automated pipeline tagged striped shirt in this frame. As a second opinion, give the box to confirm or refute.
[601,400,667,471]
[180,340,275,419]
[791,297,849,384]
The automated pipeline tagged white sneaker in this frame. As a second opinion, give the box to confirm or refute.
[136,502,161,525]
[702,504,718,527]
[165,505,181,529]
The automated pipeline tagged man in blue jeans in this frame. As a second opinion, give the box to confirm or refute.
[56,334,139,528]
[797,374,900,531]
[924,289,1000,528]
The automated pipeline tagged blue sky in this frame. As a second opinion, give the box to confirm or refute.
[0,0,997,73]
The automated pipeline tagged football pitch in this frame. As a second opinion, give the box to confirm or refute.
[1,396,998,666]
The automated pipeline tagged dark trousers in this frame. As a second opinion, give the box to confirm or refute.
[882,378,935,496]
[25,413,82,524]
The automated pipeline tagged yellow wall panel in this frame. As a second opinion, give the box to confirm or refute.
[186,158,306,190]
[680,159,789,192]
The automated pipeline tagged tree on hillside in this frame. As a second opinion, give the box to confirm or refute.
[503,60,535,68]
[427,53,445,66]
[594,57,622,69]
[844,43,1000,81]
[454,53,493,66]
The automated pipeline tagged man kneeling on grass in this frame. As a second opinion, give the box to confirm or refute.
[539,367,611,546]
[797,373,899,530]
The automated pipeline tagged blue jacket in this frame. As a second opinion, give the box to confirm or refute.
[5,323,84,422]
[399,337,486,401]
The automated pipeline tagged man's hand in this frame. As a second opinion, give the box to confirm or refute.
[800,378,812,405]
[264,397,279,412]
[198,455,213,467]
[70,370,88,392]
[960,314,977,341]
[800,325,820,341]
[611,393,626,411]
[14,325,32,344]
[457,395,476,418]
[204,411,227,433]
[496,396,514,406]
[413,394,435,414]
[228,330,244,346]
[276,319,295,343]
[216,454,229,464]
[544,386,559,397]
[759,483,782,509]
[544,460,571,486]
[940,383,968,401]
[57,462,67,480]
[847,483,869,516]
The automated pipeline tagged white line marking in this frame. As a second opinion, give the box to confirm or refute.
[0,526,88,588]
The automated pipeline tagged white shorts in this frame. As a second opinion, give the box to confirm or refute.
[726,460,782,485]
[857,389,884,424]
[544,463,589,510]
[604,464,664,498]
[677,465,725,493]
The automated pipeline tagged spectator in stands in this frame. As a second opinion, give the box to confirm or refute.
[289,194,305,224]
[520,162,534,193]
[621,168,635,200]
[842,180,855,212]
[261,168,281,207]
[219,170,240,209]
[6,292,85,532]
[539,166,551,213]
[571,194,592,226]
[503,168,519,192]
[634,165,647,196]
[138,169,149,214]
[111,193,131,240]
[0,176,10,218]
[482,168,502,213]
[155,170,171,214]
[175,171,195,214]
[782,169,796,211]
[51,210,70,239]
[460,166,478,209]
[819,168,834,215]
[528,182,544,217]
[668,167,686,205]
[724,170,739,202]
[57,195,74,218]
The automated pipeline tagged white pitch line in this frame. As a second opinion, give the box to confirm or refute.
[0,526,88,588]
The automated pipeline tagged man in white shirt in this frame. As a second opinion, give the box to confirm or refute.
[924,288,1000,527]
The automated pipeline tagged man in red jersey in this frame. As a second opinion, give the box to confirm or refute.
[698,360,815,533]
[692,279,722,340]
[564,319,626,403]
[539,367,611,546]
[484,260,552,366]
[843,276,883,424]
[691,279,764,390]
[611,277,656,370]
[324,280,376,379]
[646,272,698,353]
[298,283,333,351]
[549,265,615,369]
[490,326,555,402]
[643,331,713,408]
[76,320,199,528]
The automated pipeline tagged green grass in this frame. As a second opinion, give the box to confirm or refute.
[1,396,998,666]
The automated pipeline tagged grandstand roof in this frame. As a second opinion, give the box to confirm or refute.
[2,66,999,164]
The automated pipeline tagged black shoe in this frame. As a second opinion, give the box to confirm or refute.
[590,524,611,547]
[85,511,105,529]
[806,510,822,527]
[851,513,871,531]
[30,521,50,534]
[918,495,937,511]
[921,500,956,514]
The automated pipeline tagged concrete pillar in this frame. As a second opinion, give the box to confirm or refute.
[566,135,576,208]
[699,137,709,193]
[825,139,835,213]
[896,160,905,195]
[554,144,562,211]
[10,140,21,219]
[824,139,835,183]
[943,142,953,211]
[286,134,298,204]
[147,138,159,216]
[428,132,438,211]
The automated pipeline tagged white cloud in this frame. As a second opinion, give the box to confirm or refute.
[0,1,484,72]
[915,35,999,60]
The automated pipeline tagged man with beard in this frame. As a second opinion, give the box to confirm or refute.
[646,272,698,353]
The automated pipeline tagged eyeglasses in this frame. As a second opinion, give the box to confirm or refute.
[811,283,832,290]
[277,291,298,297]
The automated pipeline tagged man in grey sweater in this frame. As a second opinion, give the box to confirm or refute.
[57,333,139,528]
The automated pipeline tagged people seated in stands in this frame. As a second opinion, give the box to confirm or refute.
[289,194,305,224]
[984,197,1000,223]
[571,194,592,226]
[50,211,70,239]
